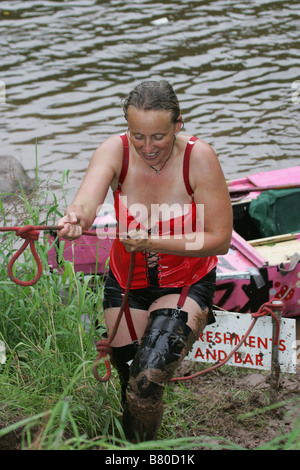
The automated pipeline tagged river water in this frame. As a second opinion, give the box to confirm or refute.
[1,0,300,205]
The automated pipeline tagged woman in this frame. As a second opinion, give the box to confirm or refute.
[57,80,232,441]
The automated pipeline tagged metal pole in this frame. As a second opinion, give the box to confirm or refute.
[269,300,283,404]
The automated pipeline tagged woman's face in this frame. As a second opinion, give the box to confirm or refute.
[127,107,181,167]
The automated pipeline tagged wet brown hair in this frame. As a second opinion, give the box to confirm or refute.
[122,80,181,124]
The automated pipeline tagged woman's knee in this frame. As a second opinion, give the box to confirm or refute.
[149,293,209,338]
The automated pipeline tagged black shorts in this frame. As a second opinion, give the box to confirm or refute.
[103,267,216,324]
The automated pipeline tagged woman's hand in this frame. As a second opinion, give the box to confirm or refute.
[120,229,150,253]
[56,212,83,240]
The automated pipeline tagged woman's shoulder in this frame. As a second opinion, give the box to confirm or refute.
[179,134,215,158]
[87,134,125,186]
[91,134,125,168]
[189,135,217,161]
[186,135,223,191]
[94,133,124,154]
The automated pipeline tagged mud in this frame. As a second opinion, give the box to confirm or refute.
[169,361,300,450]
[126,367,172,420]
[188,306,208,341]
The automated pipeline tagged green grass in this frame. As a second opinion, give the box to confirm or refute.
[0,162,299,450]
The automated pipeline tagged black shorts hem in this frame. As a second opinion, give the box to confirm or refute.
[103,268,216,324]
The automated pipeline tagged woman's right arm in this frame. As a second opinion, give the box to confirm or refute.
[57,135,123,239]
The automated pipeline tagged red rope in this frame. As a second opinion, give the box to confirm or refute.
[0,223,130,382]
[92,252,136,382]
[171,299,284,382]
[0,224,96,286]
[0,225,284,384]
[0,223,122,382]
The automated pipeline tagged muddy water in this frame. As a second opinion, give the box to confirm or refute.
[1,0,300,204]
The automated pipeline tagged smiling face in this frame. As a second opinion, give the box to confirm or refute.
[127,106,181,167]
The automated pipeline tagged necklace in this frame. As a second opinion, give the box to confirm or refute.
[148,137,175,175]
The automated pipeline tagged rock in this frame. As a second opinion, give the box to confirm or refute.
[0,156,35,194]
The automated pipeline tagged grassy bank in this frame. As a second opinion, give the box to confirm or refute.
[0,172,205,450]
[0,170,299,450]
[0,214,211,450]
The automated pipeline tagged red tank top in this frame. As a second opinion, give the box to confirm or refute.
[109,133,217,289]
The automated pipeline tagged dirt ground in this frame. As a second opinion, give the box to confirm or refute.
[172,316,300,450]
[173,362,300,450]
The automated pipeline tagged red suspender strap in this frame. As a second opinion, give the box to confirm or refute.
[183,136,198,198]
[177,285,191,310]
[118,134,138,342]
[118,133,129,189]
[179,137,197,310]
[122,290,138,343]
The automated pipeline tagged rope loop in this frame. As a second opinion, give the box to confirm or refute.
[93,339,113,382]
[5,225,42,286]
[0,223,94,287]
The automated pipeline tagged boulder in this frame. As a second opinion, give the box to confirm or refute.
[0,156,35,194]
